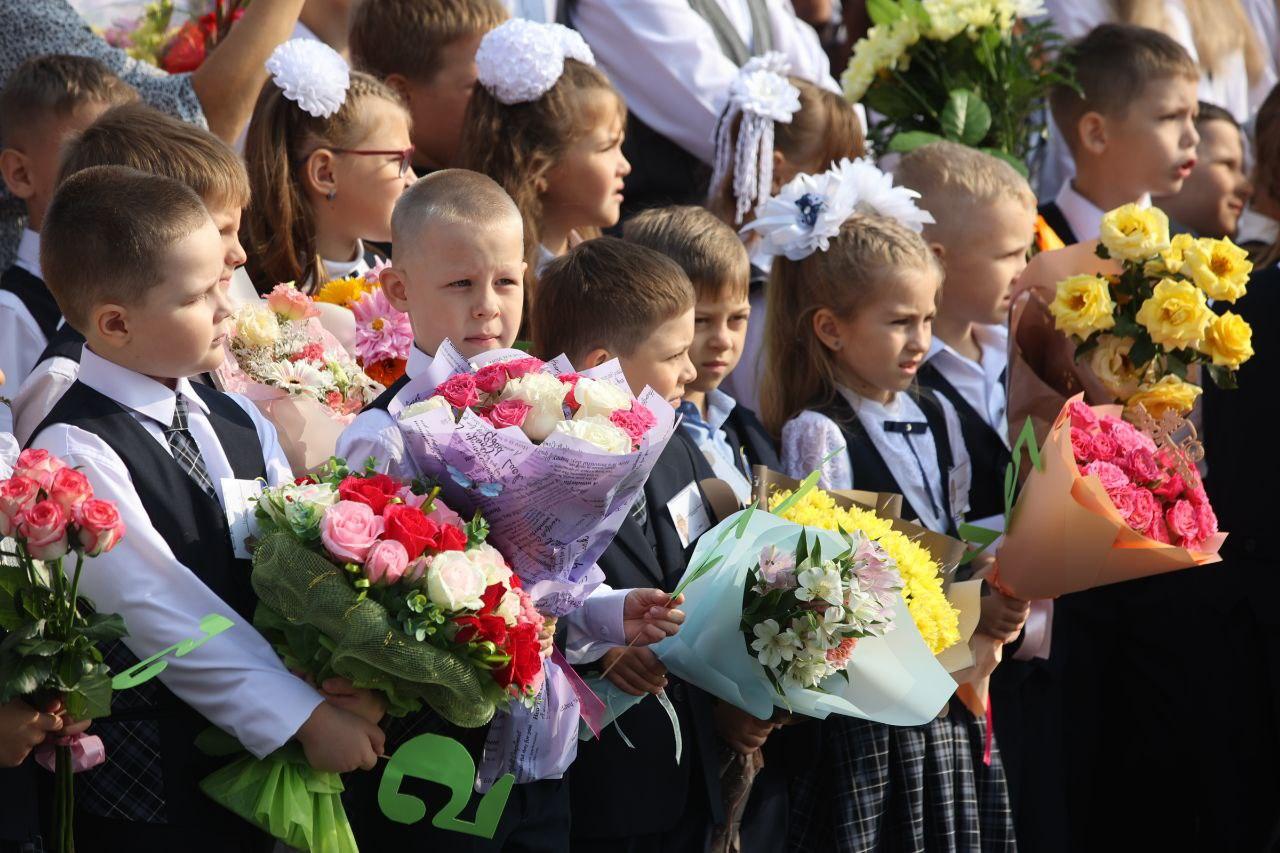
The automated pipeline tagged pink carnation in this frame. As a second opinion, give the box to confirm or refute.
[558,373,584,412]
[1082,460,1130,491]
[1067,401,1099,431]
[351,289,413,365]
[609,401,657,446]
[826,637,858,668]
[290,342,326,363]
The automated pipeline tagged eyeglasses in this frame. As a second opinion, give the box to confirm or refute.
[330,146,416,178]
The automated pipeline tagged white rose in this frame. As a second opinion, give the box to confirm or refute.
[235,305,280,348]
[399,395,453,420]
[469,542,512,586]
[501,372,568,441]
[550,415,632,455]
[495,589,522,626]
[572,377,633,420]
[425,550,488,611]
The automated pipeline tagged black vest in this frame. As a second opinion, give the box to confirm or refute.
[362,373,410,413]
[0,265,60,341]
[813,389,958,536]
[37,323,86,365]
[917,361,1011,522]
[1038,200,1079,247]
[28,381,267,829]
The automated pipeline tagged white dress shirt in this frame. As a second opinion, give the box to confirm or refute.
[780,386,971,535]
[503,0,558,21]
[0,229,49,434]
[30,348,323,758]
[571,0,835,164]
[924,323,1010,446]
[1053,181,1151,244]
[335,345,435,479]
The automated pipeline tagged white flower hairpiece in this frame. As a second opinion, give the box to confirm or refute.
[741,157,935,261]
[265,39,350,119]
[710,52,802,225]
[476,19,595,105]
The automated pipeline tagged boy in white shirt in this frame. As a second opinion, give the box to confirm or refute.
[0,55,137,434]
[30,166,384,851]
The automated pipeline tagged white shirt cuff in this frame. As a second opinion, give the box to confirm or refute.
[564,585,629,665]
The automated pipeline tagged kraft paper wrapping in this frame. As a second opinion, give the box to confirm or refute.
[993,395,1226,601]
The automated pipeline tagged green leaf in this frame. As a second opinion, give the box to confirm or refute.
[17,640,63,657]
[1165,352,1189,380]
[80,612,128,643]
[66,668,113,720]
[940,90,992,146]
[888,130,945,153]
[1206,364,1239,389]
[8,658,52,696]
[1129,336,1157,369]
[866,0,903,26]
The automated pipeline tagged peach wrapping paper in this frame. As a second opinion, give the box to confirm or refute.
[993,394,1226,601]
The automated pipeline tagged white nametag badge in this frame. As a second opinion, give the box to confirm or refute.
[220,478,264,559]
[666,481,712,549]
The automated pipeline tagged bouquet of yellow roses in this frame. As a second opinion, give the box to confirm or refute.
[1048,204,1254,419]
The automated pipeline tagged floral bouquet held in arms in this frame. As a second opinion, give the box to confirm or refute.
[313,260,415,387]
[215,283,384,472]
[0,450,127,853]
[1049,204,1254,419]
[841,0,1071,172]
[980,398,1226,601]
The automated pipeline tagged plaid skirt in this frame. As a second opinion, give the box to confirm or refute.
[788,702,1016,853]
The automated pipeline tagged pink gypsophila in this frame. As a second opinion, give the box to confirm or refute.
[351,289,413,365]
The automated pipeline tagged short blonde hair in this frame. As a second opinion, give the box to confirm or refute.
[622,206,749,302]
[350,0,508,83]
[390,168,520,246]
[0,54,137,147]
[42,166,210,330]
[894,141,1034,238]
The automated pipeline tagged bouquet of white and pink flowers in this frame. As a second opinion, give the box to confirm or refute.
[216,283,384,471]
[313,260,415,387]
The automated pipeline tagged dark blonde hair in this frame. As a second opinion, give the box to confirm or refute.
[350,0,508,83]
[42,166,209,330]
[623,205,749,302]
[1049,24,1198,153]
[761,216,941,436]
[58,102,249,211]
[1114,0,1262,86]
[532,236,694,363]
[459,60,625,287]
[709,77,863,225]
[241,71,408,293]
[894,141,1035,239]
[0,54,137,147]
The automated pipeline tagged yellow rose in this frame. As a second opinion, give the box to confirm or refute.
[1050,274,1116,338]
[235,305,280,348]
[1125,375,1202,419]
[1143,232,1195,277]
[1200,311,1254,369]
[1099,204,1170,262]
[1086,334,1143,400]
[1181,237,1251,303]
[1134,278,1212,350]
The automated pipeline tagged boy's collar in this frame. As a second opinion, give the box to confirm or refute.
[14,228,41,280]
[77,346,207,427]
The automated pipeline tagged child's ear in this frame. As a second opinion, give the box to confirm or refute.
[302,149,338,201]
[381,266,411,313]
[384,73,412,103]
[929,241,946,263]
[811,308,843,352]
[93,304,131,348]
[580,347,612,368]
[771,150,788,194]
[1078,111,1108,157]
[0,149,34,200]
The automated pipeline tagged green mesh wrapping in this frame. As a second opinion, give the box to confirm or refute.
[250,529,496,728]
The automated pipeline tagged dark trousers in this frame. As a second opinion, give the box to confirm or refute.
[75,812,271,853]
[570,770,710,853]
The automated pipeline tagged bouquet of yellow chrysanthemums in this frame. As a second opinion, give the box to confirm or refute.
[841,0,1070,172]
[1048,204,1254,418]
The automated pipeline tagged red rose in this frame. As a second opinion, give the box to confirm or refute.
[337,473,400,514]
[487,399,531,429]
[474,364,509,395]
[494,622,542,689]
[294,475,317,485]
[435,374,480,409]
[481,582,506,613]
[382,504,439,560]
[432,523,468,553]
[558,373,584,412]
[454,613,508,646]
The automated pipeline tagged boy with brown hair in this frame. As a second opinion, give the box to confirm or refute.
[1043,22,1201,245]
[11,102,252,445]
[30,165,385,850]
[533,236,725,852]
[0,54,137,432]
[349,0,508,173]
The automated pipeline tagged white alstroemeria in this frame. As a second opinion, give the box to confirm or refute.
[796,563,844,607]
[751,618,801,669]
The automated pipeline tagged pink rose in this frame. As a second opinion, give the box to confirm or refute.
[1090,433,1120,462]
[404,555,430,584]
[1148,513,1172,544]
[435,374,480,409]
[1192,498,1218,546]
[1107,486,1137,524]
[1067,401,1099,430]
[1069,427,1093,461]
[396,487,429,510]
[1082,460,1130,491]
[501,358,545,380]
[474,363,510,395]
[1103,418,1157,454]
[48,468,93,512]
[1166,499,1199,546]
[18,499,69,561]
[75,498,126,556]
[0,476,41,536]
[1123,449,1160,484]
[266,283,319,320]
[1153,473,1186,502]
[365,539,410,585]
[1126,487,1160,534]
[320,500,386,564]
[487,399,531,429]
[13,449,67,490]
[425,499,464,530]
[558,373,584,412]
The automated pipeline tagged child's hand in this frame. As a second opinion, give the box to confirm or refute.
[622,589,685,645]
[538,617,557,660]
[600,646,667,696]
[713,702,775,755]
[296,702,385,773]
[968,632,1004,683]
[0,698,64,767]
[319,677,387,725]
[979,586,1031,643]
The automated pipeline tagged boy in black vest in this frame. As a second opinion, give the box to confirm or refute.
[11,102,251,445]
[533,237,725,853]
[29,166,386,852]
[0,55,137,433]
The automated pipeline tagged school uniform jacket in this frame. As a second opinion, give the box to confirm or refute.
[720,401,780,474]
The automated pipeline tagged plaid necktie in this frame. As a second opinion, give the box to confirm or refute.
[165,393,217,501]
